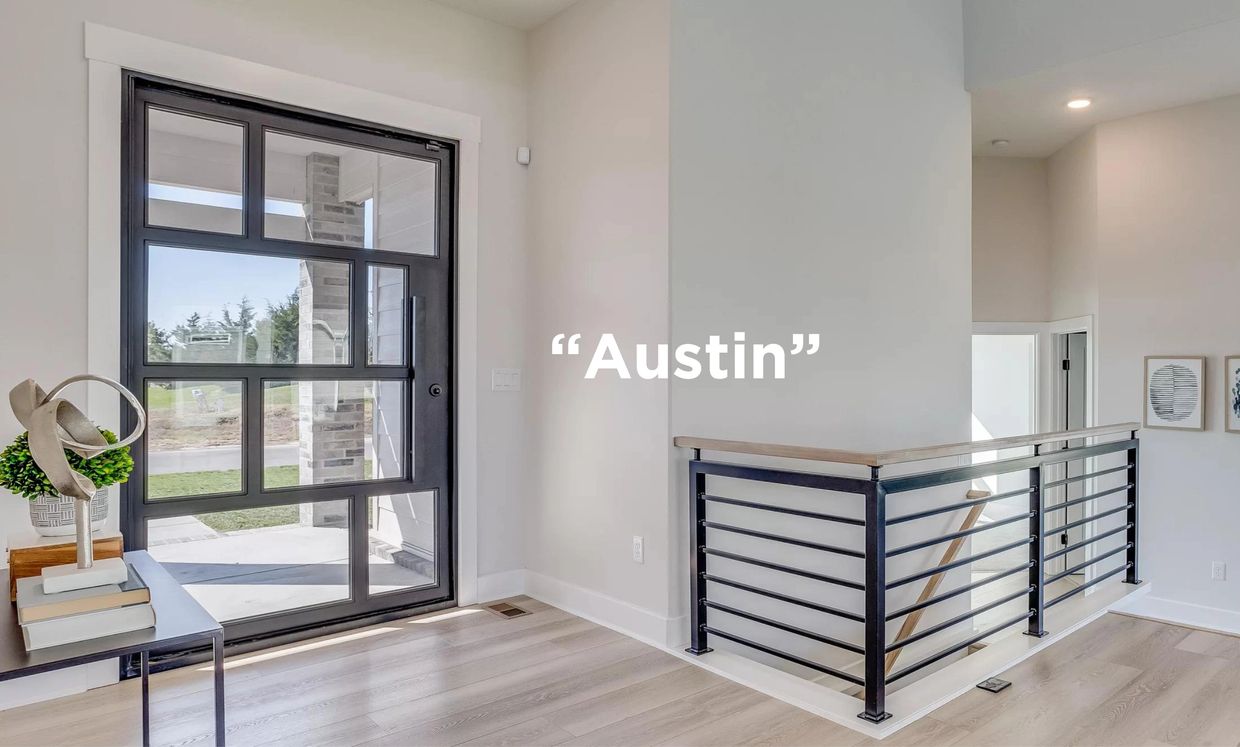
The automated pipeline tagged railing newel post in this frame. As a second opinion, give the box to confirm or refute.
[1026,444,1047,638]
[859,465,891,724]
[686,448,713,655]
[1125,432,1141,584]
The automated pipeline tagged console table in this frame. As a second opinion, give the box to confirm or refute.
[0,550,225,746]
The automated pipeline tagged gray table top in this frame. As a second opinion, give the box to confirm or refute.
[0,550,222,681]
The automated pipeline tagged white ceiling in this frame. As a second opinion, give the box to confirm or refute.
[968,2,1240,157]
[430,0,579,30]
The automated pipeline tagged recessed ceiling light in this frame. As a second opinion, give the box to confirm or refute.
[990,139,1010,147]
[1067,98,1092,110]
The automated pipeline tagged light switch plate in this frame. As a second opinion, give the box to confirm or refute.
[492,368,521,391]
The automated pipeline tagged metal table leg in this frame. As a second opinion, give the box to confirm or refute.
[213,632,226,746]
[141,649,150,747]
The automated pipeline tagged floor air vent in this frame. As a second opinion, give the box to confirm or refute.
[485,601,530,619]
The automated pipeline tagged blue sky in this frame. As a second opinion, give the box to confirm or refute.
[148,245,310,330]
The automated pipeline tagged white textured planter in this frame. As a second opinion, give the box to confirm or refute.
[28,488,109,537]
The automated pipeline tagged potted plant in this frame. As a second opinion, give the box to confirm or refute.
[0,428,134,536]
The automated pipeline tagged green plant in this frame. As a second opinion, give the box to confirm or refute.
[0,429,134,500]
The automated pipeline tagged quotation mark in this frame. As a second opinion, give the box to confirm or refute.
[552,333,582,355]
[791,333,820,355]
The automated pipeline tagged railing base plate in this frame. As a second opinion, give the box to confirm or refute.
[1023,630,1048,638]
[857,711,892,724]
[1123,578,1143,585]
[684,646,713,656]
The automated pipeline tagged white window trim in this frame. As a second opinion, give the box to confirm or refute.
[84,22,482,607]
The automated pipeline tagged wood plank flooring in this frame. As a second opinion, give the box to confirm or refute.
[1,597,1238,746]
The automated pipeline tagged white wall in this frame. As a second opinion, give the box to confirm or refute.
[669,0,973,664]
[524,0,673,637]
[963,0,1240,90]
[0,0,528,581]
[1088,95,1240,621]
[973,157,1051,322]
[1048,130,1100,322]
[671,0,971,453]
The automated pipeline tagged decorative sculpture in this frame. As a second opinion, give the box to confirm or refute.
[8,375,145,591]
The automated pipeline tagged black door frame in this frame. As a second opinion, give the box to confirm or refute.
[120,72,457,648]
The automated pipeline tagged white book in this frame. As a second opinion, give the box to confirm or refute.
[22,603,155,651]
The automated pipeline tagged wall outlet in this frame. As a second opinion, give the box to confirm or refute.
[632,536,644,564]
[1212,561,1227,581]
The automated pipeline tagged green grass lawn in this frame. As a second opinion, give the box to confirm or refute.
[148,460,374,532]
[197,504,300,533]
[147,465,300,499]
[144,381,295,412]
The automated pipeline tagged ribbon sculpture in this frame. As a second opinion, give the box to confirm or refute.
[9,375,146,568]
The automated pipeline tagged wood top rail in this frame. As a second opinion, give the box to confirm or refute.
[673,422,1140,467]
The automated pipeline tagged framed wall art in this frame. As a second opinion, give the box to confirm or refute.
[1226,355,1240,434]
[1144,356,1206,431]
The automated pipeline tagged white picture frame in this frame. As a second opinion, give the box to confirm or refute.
[1144,356,1206,431]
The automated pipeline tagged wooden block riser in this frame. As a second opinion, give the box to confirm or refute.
[9,536,124,601]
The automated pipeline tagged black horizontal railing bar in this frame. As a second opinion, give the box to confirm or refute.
[886,609,1035,684]
[886,511,1034,557]
[886,487,1034,526]
[885,562,1033,621]
[886,536,1034,590]
[1041,484,1132,515]
[1043,463,1132,490]
[884,586,1033,654]
[703,574,865,623]
[693,460,871,495]
[702,495,865,526]
[704,600,865,655]
[703,548,867,591]
[702,521,864,558]
[880,439,1136,495]
[1045,542,1133,585]
[1044,503,1133,537]
[701,626,865,686]
[1045,523,1132,562]
[1045,562,1132,609]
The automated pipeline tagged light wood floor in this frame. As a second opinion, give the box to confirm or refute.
[2,598,1238,746]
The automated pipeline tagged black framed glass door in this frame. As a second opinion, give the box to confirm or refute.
[120,74,454,642]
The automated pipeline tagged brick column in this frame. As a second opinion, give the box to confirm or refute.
[297,153,366,526]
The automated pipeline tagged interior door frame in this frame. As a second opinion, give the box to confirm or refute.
[119,72,457,647]
[973,317,1097,577]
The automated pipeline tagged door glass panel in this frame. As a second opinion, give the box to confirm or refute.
[147,108,245,234]
[146,245,351,365]
[368,491,436,595]
[263,380,406,488]
[147,499,350,621]
[368,264,406,366]
[146,380,244,500]
[264,131,438,255]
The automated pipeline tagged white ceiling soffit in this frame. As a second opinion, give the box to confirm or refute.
[430,0,580,30]
[971,14,1240,157]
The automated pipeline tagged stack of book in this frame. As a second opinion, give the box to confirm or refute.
[14,563,154,651]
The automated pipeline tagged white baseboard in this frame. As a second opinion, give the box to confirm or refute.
[523,570,681,648]
[1112,593,1240,636]
[0,660,116,712]
[475,569,526,603]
